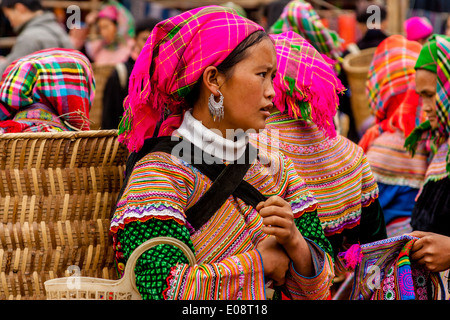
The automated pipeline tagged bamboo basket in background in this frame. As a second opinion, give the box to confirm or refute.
[0,130,128,299]
[90,64,115,130]
[342,47,377,133]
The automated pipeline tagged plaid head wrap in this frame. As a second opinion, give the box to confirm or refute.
[0,48,95,131]
[118,6,264,152]
[270,31,345,138]
[405,34,450,175]
[359,35,422,152]
[270,0,343,70]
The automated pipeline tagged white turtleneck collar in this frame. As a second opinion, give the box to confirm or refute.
[175,110,248,162]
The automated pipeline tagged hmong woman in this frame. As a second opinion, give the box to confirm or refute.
[251,31,386,265]
[269,0,343,67]
[84,0,135,65]
[359,35,429,237]
[0,48,95,133]
[110,6,334,300]
[405,34,450,238]
[269,0,360,142]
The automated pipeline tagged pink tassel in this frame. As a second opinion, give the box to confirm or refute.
[338,244,363,270]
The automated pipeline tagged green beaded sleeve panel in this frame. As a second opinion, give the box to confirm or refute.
[295,210,334,261]
[116,219,193,300]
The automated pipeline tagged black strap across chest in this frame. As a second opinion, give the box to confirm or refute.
[116,136,267,230]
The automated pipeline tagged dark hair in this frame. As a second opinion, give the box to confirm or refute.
[0,0,42,11]
[185,30,270,107]
[217,30,269,76]
[135,17,161,36]
[356,2,387,24]
[263,0,290,30]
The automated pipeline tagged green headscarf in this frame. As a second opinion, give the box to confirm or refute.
[414,35,438,73]
[405,34,450,176]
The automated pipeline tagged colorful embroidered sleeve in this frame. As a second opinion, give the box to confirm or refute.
[165,249,265,300]
[283,239,334,300]
[110,153,193,232]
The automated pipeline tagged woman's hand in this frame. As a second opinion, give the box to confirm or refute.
[409,231,450,272]
[256,196,301,250]
[256,236,290,286]
[257,196,314,277]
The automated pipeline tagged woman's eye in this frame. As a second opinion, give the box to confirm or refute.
[420,92,434,99]
[258,72,267,78]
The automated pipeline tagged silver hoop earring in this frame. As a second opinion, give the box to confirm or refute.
[208,89,224,122]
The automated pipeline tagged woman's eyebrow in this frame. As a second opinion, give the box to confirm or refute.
[257,63,277,71]
[416,88,435,95]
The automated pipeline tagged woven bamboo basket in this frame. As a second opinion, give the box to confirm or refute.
[0,130,128,299]
[44,237,196,300]
[342,47,377,132]
[90,64,115,130]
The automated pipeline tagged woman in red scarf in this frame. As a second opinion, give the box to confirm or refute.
[359,35,428,237]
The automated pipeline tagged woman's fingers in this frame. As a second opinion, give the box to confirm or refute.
[262,225,290,240]
[407,230,431,239]
[261,195,289,208]
[262,215,291,228]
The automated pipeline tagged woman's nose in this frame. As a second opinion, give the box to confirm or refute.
[422,100,433,112]
[265,81,276,101]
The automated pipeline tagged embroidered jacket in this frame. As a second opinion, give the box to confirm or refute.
[110,113,334,300]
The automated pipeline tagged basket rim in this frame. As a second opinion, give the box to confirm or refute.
[342,47,377,73]
[0,129,119,140]
[45,276,120,286]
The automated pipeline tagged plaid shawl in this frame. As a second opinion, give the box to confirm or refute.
[118,6,264,152]
[0,48,95,131]
[270,31,345,138]
[270,0,343,69]
[359,35,422,152]
[405,35,450,176]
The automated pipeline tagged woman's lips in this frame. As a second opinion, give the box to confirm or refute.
[260,106,272,117]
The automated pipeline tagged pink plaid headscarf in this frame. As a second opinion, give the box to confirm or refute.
[270,31,345,138]
[118,6,264,152]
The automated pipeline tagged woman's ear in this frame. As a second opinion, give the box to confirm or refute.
[202,66,225,96]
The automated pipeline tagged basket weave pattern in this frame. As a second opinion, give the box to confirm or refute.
[0,130,128,299]
[90,64,115,130]
[342,47,377,132]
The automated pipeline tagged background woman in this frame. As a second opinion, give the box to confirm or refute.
[84,0,135,65]
[0,48,95,133]
[360,35,428,237]
[405,34,450,238]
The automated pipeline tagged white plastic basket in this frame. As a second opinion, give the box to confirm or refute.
[44,237,196,300]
